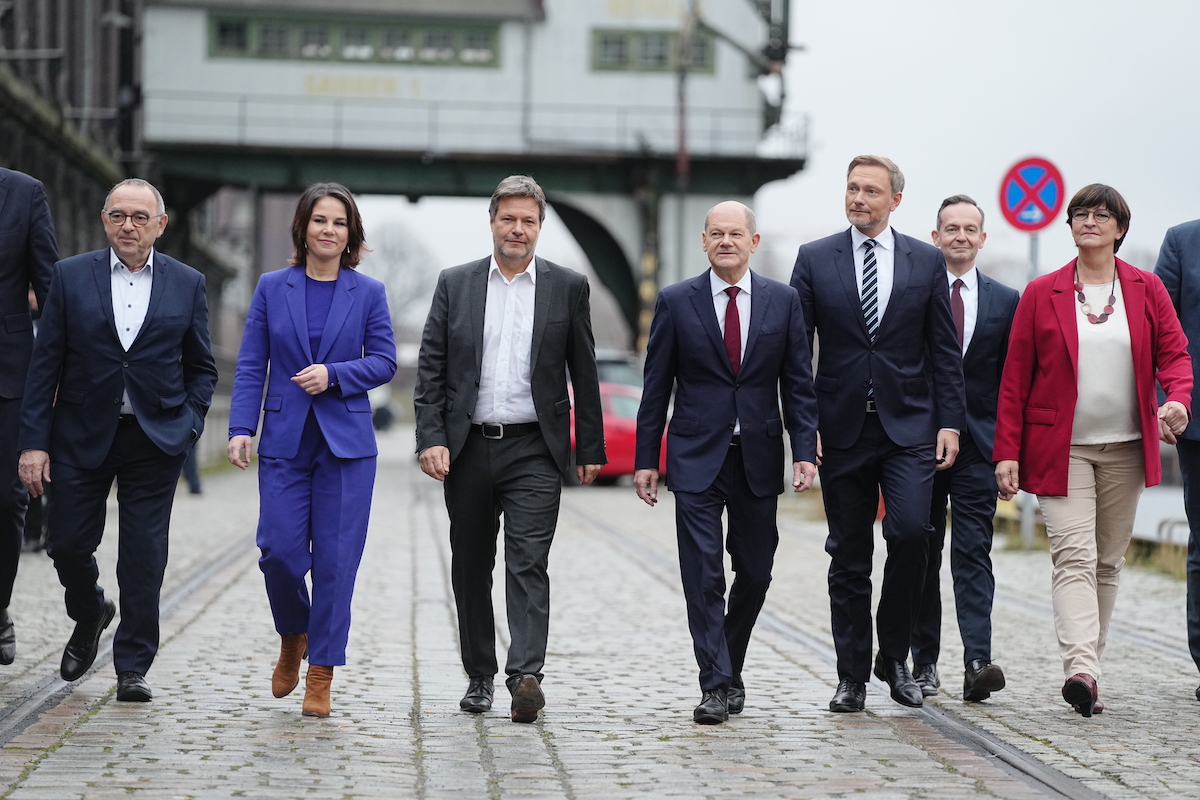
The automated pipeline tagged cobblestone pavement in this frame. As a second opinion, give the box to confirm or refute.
[0,426,1198,799]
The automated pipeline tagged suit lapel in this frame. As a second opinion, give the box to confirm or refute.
[964,273,994,363]
[1118,259,1147,362]
[469,257,490,375]
[741,270,772,368]
[316,269,355,363]
[530,257,551,369]
[1051,262,1079,382]
[880,230,911,333]
[285,266,315,364]
[130,252,169,351]
[91,249,120,344]
[689,271,732,375]
[833,231,871,340]
[0,172,10,221]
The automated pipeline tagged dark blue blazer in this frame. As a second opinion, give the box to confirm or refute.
[1155,219,1200,443]
[635,269,818,496]
[960,272,1020,461]
[19,249,217,469]
[0,169,57,400]
[790,228,965,449]
[229,265,397,460]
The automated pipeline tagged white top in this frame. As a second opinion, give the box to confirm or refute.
[710,268,753,435]
[1072,280,1140,444]
[946,266,979,355]
[473,256,538,425]
[110,247,155,414]
[850,226,895,321]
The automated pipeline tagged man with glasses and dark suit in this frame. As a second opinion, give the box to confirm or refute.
[18,178,216,702]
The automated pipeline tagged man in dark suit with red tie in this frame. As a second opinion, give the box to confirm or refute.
[790,156,965,712]
[635,201,818,724]
[909,196,1018,702]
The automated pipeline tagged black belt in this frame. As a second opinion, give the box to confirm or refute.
[865,399,878,413]
[475,422,539,440]
[729,434,741,447]
[118,414,139,426]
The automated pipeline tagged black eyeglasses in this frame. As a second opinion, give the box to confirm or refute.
[1070,208,1114,224]
[104,211,163,227]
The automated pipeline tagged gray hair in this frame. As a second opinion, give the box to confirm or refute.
[104,178,166,215]
[936,194,984,230]
[847,155,905,194]
[489,175,546,222]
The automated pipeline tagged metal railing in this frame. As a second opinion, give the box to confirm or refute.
[142,89,806,159]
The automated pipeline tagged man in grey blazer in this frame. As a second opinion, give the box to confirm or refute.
[1155,219,1200,702]
[414,175,606,723]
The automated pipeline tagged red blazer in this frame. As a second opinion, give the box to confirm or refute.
[994,258,1192,496]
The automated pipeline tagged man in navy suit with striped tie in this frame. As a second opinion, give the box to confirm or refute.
[790,156,965,713]
[636,201,818,724]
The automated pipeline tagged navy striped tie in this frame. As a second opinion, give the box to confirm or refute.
[862,239,879,342]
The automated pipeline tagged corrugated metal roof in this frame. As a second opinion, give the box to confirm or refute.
[149,0,544,21]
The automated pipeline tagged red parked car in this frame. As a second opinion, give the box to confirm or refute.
[569,382,666,485]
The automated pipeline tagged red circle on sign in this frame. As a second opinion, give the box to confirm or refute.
[999,157,1065,232]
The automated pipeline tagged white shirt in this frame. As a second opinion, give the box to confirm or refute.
[711,268,752,434]
[1072,280,1140,444]
[110,247,155,414]
[473,256,538,424]
[850,226,895,321]
[946,266,979,355]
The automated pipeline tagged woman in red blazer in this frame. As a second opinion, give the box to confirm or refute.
[995,184,1192,718]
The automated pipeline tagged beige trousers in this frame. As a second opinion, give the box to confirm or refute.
[1037,440,1144,680]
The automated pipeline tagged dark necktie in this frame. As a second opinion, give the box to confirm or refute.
[862,239,879,342]
[724,286,741,376]
[951,278,965,351]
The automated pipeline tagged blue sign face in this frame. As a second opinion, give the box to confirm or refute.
[1000,158,1064,232]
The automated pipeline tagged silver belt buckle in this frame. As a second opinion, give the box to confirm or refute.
[865,399,877,413]
[481,423,504,439]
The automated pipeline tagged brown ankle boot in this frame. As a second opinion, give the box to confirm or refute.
[302,665,333,717]
[271,633,307,698]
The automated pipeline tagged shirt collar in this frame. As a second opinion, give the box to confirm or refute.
[110,247,155,275]
[947,265,978,292]
[850,226,894,252]
[488,255,537,285]
[709,268,753,297]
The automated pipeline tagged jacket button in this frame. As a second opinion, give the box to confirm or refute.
[728,423,735,430]
[113,399,121,404]
[123,362,129,368]
[862,380,871,388]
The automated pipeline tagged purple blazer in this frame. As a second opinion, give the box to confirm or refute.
[229,265,397,459]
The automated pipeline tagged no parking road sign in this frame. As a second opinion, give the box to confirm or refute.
[999,157,1064,232]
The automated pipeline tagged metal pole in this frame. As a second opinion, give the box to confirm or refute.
[1019,231,1039,549]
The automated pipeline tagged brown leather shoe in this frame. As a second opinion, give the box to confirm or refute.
[302,665,333,717]
[1062,673,1097,717]
[272,633,307,698]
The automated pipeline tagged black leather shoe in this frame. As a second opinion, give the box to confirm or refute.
[1195,685,1200,702]
[913,663,940,697]
[60,599,116,681]
[963,659,1006,702]
[829,680,866,712]
[460,676,494,713]
[510,674,545,723]
[873,653,923,707]
[693,689,728,724]
[0,608,15,665]
[727,678,745,715]
[116,671,152,702]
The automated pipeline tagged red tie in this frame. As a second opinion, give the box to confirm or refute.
[951,278,965,351]
[724,286,741,376]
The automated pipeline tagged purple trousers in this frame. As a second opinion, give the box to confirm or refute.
[256,412,375,666]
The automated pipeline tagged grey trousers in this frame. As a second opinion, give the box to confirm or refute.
[443,426,562,684]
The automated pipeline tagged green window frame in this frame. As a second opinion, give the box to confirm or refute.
[591,29,715,73]
[207,15,500,68]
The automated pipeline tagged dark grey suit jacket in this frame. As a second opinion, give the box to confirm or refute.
[413,256,606,477]
[961,272,1019,461]
[1156,219,1200,443]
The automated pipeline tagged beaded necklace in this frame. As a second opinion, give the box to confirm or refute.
[1074,264,1117,324]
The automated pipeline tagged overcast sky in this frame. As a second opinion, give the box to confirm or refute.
[361,0,1200,308]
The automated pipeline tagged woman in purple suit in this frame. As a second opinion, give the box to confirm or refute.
[227,183,396,716]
